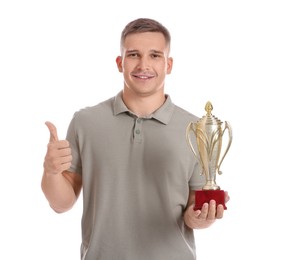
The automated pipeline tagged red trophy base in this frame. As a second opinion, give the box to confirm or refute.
[194,190,227,210]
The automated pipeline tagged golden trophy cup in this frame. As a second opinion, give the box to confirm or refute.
[186,102,232,210]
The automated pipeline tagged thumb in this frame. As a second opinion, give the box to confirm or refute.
[189,204,201,216]
[45,121,59,142]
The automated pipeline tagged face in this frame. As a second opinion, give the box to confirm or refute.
[116,32,173,97]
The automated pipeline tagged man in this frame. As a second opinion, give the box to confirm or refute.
[42,18,229,260]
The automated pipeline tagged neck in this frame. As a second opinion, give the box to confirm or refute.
[121,90,166,117]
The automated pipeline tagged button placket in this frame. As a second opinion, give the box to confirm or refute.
[134,117,143,142]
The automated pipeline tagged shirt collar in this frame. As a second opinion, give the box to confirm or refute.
[113,91,129,115]
[113,91,175,125]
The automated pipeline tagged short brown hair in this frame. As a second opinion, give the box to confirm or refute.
[120,18,171,50]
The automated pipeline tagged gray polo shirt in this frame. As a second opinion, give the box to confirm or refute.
[66,92,204,260]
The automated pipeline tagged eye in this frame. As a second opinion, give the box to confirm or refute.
[127,52,139,58]
[151,53,162,59]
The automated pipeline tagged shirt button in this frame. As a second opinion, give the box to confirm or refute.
[137,118,142,123]
[135,129,140,134]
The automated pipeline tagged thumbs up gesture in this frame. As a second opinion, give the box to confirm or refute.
[44,121,72,175]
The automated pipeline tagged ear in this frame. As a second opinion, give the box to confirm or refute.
[116,56,123,72]
[166,57,173,74]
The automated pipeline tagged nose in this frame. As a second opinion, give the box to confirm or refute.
[136,55,149,70]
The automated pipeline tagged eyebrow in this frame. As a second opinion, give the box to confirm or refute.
[150,49,164,55]
[126,49,165,55]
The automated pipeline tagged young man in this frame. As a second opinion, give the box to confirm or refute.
[42,18,229,260]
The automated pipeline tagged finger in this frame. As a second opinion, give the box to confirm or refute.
[207,200,217,220]
[45,121,59,143]
[60,162,72,172]
[198,203,209,219]
[60,155,73,164]
[216,204,225,219]
[190,204,201,217]
[224,191,230,203]
[57,146,71,156]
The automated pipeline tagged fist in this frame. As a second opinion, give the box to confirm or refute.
[44,121,72,175]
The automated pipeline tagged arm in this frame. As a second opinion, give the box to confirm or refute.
[41,121,82,213]
[183,190,229,229]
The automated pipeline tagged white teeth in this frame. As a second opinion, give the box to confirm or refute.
[135,75,152,79]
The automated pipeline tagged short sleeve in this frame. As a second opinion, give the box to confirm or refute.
[66,113,82,175]
[188,162,204,191]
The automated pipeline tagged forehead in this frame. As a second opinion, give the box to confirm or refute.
[123,32,169,51]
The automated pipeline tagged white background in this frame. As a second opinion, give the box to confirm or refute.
[1,1,284,259]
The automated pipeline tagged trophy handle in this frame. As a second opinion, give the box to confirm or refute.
[217,121,232,174]
[186,122,202,166]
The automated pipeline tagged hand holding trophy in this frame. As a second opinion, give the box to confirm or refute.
[186,102,232,210]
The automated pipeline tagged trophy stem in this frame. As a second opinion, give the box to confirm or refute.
[203,181,220,191]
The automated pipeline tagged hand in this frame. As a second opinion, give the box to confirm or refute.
[184,192,230,229]
[43,121,72,175]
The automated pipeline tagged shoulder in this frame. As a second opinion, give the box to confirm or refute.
[173,104,200,124]
[67,96,116,133]
[73,96,115,120]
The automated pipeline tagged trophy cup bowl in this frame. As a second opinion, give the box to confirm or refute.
[186,101,232,210]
